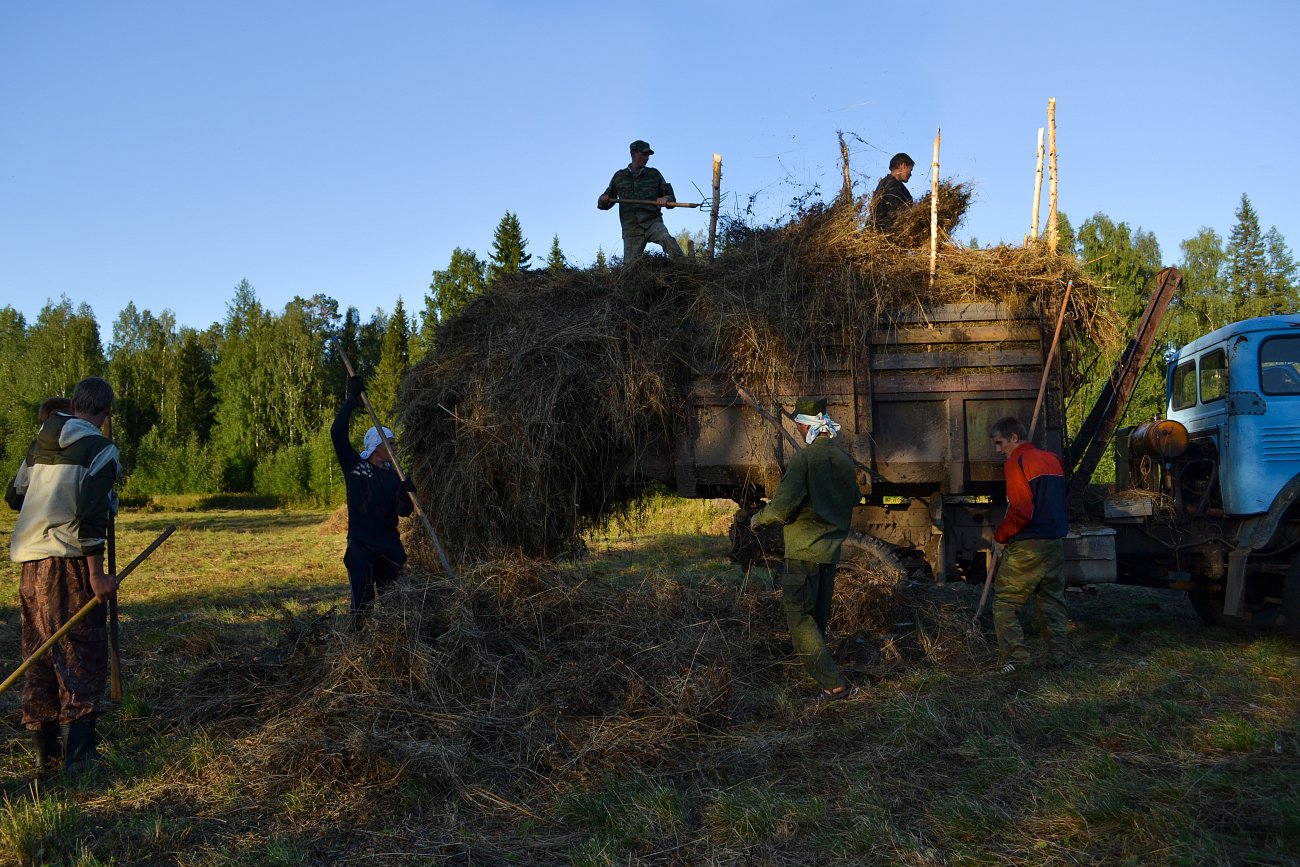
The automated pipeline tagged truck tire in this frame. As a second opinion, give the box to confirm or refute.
[1186,588,1249,629]
[838,531,907,582]
[1283,557,1300,639]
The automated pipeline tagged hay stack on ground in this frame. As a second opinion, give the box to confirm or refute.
[401,193,1114,564]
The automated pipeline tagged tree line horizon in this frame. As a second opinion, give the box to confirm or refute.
[1,194,1295,505]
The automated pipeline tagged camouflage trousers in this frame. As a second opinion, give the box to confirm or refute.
[993,538,1068,665]
[781,559,847,690]
[19,557,108,729]
[623,219,684,262]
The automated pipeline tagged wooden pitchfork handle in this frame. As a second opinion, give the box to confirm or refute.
[612,198,703,208]
[973,547,1002,624]
[333,341,459,582]
[0,526,176,698]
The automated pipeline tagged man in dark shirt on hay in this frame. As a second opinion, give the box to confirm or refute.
[7,376,120,772]
[989,416,1069,674]
[751,397,861,703]
[597,139,684,264]
[870,152,915,232]
[332,375,415,630]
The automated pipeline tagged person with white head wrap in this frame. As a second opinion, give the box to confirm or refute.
[331,375,415,630]
[749,397,861,703]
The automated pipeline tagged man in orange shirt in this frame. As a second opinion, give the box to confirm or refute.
[989,416,1069,673]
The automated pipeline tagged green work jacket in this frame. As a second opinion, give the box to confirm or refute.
[601,165,676,233]
[752,436,860,564]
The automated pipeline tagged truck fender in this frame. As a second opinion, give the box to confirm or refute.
[1223,472,1300,617]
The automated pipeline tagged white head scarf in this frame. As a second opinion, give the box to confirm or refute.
[793,412,841,444]
[360,426,395,460]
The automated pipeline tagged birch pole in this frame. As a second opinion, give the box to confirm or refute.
[929,127,941,288]
[838,131,853,203]
[1046,98,1058,250]
[1031,127,1045,242]
[707,153,722,258]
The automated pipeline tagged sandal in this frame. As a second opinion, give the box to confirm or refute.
[814,685,859,704]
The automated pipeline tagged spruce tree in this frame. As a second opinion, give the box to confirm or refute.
[487,211,531,284]
[1264,226,1298,312]
[546,235,567,271]
[1226,194,1269,314]
[368,298,410,423]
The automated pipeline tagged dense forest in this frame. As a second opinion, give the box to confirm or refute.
[1,196,1295,503]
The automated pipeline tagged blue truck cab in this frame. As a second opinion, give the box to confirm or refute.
[1166,315,1300,516]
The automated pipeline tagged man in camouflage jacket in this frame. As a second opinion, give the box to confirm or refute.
[597,139,685,263]
[6,376,121,771]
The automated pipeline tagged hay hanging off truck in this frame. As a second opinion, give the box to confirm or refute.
[398,191,1113,568]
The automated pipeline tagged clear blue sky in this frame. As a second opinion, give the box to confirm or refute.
[2,1,1297,338]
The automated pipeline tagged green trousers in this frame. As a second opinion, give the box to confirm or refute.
[782,559,847,690]
[993,538,1068,665]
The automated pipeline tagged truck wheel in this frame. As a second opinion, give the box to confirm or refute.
[1283,557,1300,639]
[1186,588,1251,630]
[838,532,906,582]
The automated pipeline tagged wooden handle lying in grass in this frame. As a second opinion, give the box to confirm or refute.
[0,525,176,698]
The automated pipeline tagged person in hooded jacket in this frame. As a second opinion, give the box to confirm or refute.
[6,376,121,772]
[331,375,415,630]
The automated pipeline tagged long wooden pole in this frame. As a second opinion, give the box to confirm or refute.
[1029,282,1071,441]
[1046,98,1058,250]
[104,415,123,702]
[1029,281,1074,442]
[707,153,722,258]
[333,342,458,581]
[1031,127,1045,242]
[929,127,941,288]
[0,526,176,698]
[838,131,852,204]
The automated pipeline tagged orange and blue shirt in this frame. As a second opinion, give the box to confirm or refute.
[995,442,1068,544]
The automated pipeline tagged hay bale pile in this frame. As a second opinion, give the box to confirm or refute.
[401,190,1113,564]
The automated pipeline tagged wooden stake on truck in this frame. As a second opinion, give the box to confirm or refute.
[708,153,722,258]
[1047,98,1059,249]
[1031,127,1045,242]
[929,127,941,288]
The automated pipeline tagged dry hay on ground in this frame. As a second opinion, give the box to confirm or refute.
[401,193,1116,562]
[318,504,348,535]
[176,555,972,814]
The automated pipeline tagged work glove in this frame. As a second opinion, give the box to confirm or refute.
[347,375,365,402]
[401,478,416,495]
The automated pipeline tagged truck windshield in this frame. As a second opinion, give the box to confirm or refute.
[1171,360,1196,410]
[1260,336,1300,395]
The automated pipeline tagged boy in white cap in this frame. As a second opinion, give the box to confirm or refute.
[331,375,414,630]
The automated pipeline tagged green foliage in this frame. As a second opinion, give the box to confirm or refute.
[123,430,224,496]
[368,298,410,423]
[418,247,487,363]
[175,326,217,444]
[594,248,608,271]
[1264,226,1298,311]
[487,210,531,284]
[253,443,312,501]
[546,234,567,271]
[1227,193,1269,310]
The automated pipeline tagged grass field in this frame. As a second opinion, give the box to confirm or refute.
[0,500,1297,866]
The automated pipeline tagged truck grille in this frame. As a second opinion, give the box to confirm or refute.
[1261,426,1300,462]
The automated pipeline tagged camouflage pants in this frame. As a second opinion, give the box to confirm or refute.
[993,538,1068,665]
[782,559,847,690]
[19,557,107,729]
[623,219,684,262]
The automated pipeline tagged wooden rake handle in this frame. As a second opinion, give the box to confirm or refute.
[0,525,176,698]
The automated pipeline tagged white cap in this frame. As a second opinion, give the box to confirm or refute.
[360,426,395,460]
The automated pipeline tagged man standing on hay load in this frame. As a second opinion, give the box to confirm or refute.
[332,375,414,631]
[989,416,1069,674]
[869,152,915,232]
[6,377,120,773]
[597,139,685,263]
[750,397,860,703]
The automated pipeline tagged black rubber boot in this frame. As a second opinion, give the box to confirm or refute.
[61,717,99,771]
[32,722,62,770]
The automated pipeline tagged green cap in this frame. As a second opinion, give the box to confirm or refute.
[629,139,654,154]
[794,396,827,416]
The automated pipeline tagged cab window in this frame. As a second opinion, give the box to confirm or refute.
[1199,349,1228,403]
[1171,360,1197,410]
[1259,336,1300,395]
